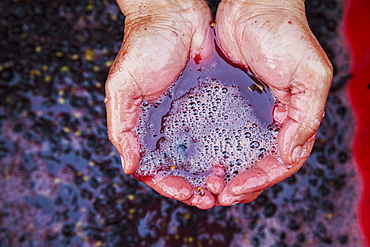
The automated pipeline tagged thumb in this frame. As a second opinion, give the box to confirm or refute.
[215,0,333,164]
[278,58,332,164]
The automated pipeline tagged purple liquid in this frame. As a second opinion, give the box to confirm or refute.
[135,43,279,186]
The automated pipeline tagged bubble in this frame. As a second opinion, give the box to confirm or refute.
[223,151,230,159]
[250,141,260,149]
[197,187,205,196]
[236,159,242,166]
[136,78,279,187]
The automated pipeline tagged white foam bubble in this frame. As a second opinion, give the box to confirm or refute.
[137,78,279,187]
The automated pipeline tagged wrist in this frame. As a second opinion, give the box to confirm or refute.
[117,0,209,19]
[220,0,305,12]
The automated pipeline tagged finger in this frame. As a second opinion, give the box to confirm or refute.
[217,188,263,206]
[105,79,142,174]
[227,167,269,196]
[144,176,193,201]
[191,24,215,64]
[238,191,263,204]
[206,175,225,195]
[227,157,281,196]
[278,59,332,164]
[119,137,140,174]
[273,103,288,125]
[183,187,215,210]
[229,139,314,196]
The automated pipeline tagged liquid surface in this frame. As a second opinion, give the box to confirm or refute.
[0,0,364,246]
[135,44,279,186]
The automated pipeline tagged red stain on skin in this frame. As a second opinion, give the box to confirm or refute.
[193,53,202,64]
[133,173,155,184]
[136,35,279,189]
[345,0,370,244]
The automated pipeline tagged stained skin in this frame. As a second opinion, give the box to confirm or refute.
[105,0,216,209]
[105,0,332,209]
[215,0,332,205]
[135,38,280,201]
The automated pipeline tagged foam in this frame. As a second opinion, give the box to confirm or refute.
[136,77,279,187]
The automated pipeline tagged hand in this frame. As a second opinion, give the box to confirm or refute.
[215,0,333,205]
[105,0,217,209]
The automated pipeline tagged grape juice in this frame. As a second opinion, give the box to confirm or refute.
[135,42,279,187]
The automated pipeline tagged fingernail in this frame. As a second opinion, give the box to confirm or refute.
[231,175,267,195]
[161,183,192,201]
[120,155,126,171]
[206,175,225,195]
[292,145,302,163]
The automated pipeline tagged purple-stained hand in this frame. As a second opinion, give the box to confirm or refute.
[105,0,332,209]
[105,0,217,209]
[215,0,333,205]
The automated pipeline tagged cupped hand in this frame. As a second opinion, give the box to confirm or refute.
[105,0,215,209]
[215,0,333,205]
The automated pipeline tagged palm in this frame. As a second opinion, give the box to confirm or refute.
[105,1,215,208]
[216,0,332,164]
[215,0,332,205]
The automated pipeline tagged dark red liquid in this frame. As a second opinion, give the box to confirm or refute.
[135,41,279,186]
